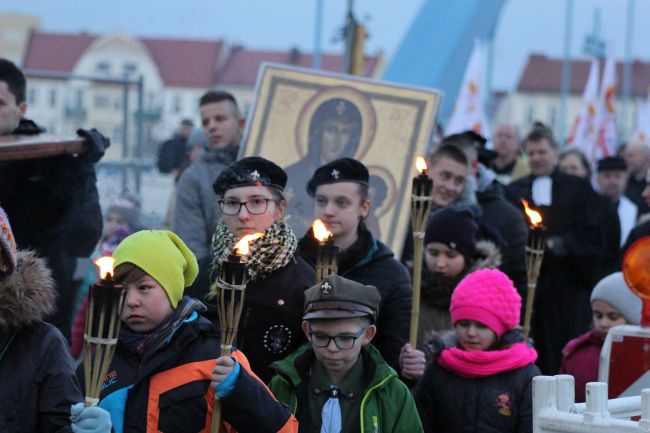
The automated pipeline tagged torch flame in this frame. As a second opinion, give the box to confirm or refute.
[234,233,264,255]
[312,219,332,242]
[415,156,428,174]
[521,199,543,228]
[94,256,115,280]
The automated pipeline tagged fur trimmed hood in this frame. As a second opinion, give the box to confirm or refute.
[421,239,502,310]
[469,240,502,272]
[0,250,56,329]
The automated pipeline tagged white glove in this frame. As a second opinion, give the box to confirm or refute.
[70,402,112,433]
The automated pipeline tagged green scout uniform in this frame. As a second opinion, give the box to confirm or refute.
[269,343,423,433]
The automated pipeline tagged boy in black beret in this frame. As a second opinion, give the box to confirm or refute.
[297,157,424,380]
[269,275,423,432]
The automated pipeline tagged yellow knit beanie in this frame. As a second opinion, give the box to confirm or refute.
[113,230,199,308]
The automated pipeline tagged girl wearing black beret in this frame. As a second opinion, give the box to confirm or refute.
[185,157,315,383]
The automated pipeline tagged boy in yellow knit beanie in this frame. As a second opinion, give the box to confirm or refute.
[73,230,298,433]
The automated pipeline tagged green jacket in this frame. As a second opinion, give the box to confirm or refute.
[269,343,423,433]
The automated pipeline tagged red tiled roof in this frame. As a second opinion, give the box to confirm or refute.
[22,31,223,88]
[517,54,650,96]
[23,31,95,72]
[216,47,381,86]
[140,38,222,88]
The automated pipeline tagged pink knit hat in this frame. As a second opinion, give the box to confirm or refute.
[0,207,17,274]
[450,269,521,337]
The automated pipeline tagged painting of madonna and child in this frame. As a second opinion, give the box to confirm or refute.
[240,64,441,254]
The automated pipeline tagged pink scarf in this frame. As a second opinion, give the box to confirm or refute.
[438,342,537,378]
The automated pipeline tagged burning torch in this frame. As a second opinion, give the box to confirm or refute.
[210,232,263,433]
[312,219,339,284]
[409,156,434,347]
[83,256,124,407]
[522,199,546,340]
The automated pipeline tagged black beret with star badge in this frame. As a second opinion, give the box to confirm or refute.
[213,156,287,196]
[306,157,369,197]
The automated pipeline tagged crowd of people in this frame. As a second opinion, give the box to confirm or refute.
[1,54,649,433]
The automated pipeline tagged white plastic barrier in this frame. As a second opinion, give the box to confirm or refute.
[533,375,650,432]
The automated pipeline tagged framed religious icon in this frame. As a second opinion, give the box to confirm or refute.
[240,63,441,255]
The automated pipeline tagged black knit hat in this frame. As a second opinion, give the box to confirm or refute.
[597,156,627,173]
[306,157,369,197]
[424,208,478,260]
[213,156,287,196]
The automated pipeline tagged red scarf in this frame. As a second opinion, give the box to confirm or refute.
[438,342,537,378]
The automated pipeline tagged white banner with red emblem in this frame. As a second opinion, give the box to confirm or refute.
[593,49,618,160]
[445,39,491,140]
[567,58,600,161]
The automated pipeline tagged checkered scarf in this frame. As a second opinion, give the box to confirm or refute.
[208,219,297,298]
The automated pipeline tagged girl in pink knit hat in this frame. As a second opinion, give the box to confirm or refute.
[414,268,540,433]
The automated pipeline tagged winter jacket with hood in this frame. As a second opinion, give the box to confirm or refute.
[77,305,297,433]
[298,225,412,373]
[174,144,239,258]
[269,343,424,433]
[0,251,83,433]
[414,332,539,433]
[417,239,502,352]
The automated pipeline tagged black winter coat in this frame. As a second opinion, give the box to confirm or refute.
[77,312,295,433]
[506,170,602,374]
[414,358,538,433]
[186,255,315,383]
[298,225,412,372]
[0,251,83,433]
[476,180,528,303]
[0,119,103,339]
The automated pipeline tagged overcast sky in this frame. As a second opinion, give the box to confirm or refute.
[4,0,650,91]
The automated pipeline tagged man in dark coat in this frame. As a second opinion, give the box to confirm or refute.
[506,123,602,374]
[296,158,413,374]
[0,58,106,340]
[442,131,528,302]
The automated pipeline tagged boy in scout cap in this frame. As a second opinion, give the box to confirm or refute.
[297,157,417,378]
[269,275,423,433]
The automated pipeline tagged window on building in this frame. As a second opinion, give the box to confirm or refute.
[123,63,137,75]
[114,97,121,111]
[96,61,111,75]
[28,88,37,105]
[49,88,57,107]
[172,95,181,113]
[525,105,535,125]
[75,89,84,108]
[549,106,558,128]
[113,127,123,143]
[94,94,110,109]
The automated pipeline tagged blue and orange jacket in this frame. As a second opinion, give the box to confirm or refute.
[78,313,297,433]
